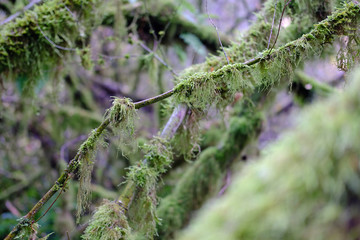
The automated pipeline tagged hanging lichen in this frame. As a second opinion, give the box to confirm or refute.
[76,129,105,221]
[82,199,131,240]
[124,137,173,239]
[106,97,137,151]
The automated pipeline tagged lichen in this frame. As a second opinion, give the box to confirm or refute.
[106,97,137,152]
[82,199,131,240]
[76,129,105,222]
[124,137,173,239]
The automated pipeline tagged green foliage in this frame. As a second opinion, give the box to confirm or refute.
[177,68,360,240]
[82,199,131,240]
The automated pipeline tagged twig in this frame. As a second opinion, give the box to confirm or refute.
[267,0,279,49]
[205,0,229,64]
[142,0,159,46]
[139,42,178,76]
[0,0,42,26]
[33,175,69,223]
[269,0,292,54]
[218,170,231,196]
[37,25,77,51]
[161,104,188,139]
[134,89,175,109]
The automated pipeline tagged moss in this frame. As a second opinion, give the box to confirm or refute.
[124,137,174,239]
[143,137,173,174]
[172,3,360,114]
[82,199,131,240]
[157,105,262,239]
[177,67,360,240]
[167,2,358,163]
[0,0,99,91]
[14,219,39,240]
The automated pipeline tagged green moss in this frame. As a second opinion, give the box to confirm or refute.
[177,67,360,240]
[0,0,99,91]
[172,3,359,114]
[82,199,131,240]
[143,137,173,174]
[14,219,39,240]
[157,105,262,239]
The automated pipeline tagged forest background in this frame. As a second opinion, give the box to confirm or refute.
[0,0,360,239]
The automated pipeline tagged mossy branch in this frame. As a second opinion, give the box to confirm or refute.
[0,0,99,79]
[177,66,360,240]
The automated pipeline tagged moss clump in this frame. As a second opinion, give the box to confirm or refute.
[177,68,360,240]
[82,199,131,240]
[13,219,38,240]
[143,137,173,174]
[126,137,173,187]
[0,0,99,91]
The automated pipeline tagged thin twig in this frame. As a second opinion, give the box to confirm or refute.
[0,0,42,26]
[269,0,292,54]
[156,0,184,49]
[33,175,69,224]
[205,0,229,64]
[267,0,279,49]
[134,89,175,109]
[142,0,159,46]
[37,25,77,51]
[139,42,178,76]
[218,169,231,196]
